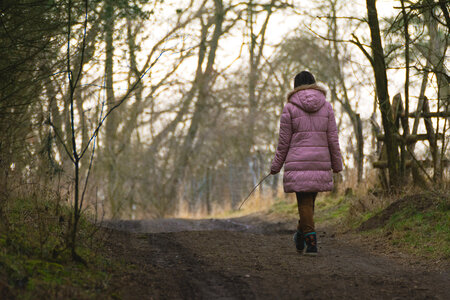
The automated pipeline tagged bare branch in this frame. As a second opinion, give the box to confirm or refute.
[80,48,169,159]
[72,0,89,90]
[80,90,105,211]
[314,15,366,23]
[306,24,349,43]
[47,118,74,163]
[350,34,374,67]
[407,148,434,182]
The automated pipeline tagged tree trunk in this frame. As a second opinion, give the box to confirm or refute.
[165,0,225,212]
[366,0,400,189]
[424,0,447,183]
[356,114,364,184]
[246,1,274,196]
[103,0,119,215]
[329,1,363,184]
[423,97,439,182]
[400,0,411,183]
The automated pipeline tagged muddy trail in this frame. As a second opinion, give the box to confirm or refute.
[103,214,449,300]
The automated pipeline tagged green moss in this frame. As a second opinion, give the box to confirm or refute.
[383,201,450,259]
[0,194,115,299]
[360,194,450,260]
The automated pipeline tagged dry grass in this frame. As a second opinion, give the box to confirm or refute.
[174,186,293,219]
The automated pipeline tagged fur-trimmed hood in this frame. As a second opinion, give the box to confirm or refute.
[287,84,327,113]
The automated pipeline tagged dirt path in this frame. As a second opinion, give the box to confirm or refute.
[103,215,449,299]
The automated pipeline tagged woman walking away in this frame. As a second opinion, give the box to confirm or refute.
[270,71,343,256]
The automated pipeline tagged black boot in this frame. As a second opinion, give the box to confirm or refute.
[304,232,317,256]
[293,230,305,253]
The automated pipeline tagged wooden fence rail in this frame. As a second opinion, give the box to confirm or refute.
[372,93,448,187]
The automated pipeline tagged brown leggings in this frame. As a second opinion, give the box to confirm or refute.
[296,192,318,233]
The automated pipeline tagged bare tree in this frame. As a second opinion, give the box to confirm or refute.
[358,0,400,189]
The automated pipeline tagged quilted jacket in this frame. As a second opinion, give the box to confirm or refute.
[271,84,343,193]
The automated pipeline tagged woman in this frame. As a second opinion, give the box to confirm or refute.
[270,71,343,256]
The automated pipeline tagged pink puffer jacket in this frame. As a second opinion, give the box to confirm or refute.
[271,84,343,193]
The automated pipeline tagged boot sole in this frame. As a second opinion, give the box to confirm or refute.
[303,252,318,257]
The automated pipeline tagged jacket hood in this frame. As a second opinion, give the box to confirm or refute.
[287,84,327,113]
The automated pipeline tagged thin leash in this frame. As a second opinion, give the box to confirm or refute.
[238,173,272,210]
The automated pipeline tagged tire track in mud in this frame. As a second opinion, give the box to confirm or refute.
[105,229,254,299]
[146,233,253,299]
[105,217,450,300]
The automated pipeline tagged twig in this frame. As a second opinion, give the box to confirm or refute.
[306,24,349,44]
[47,118,75,163]
[314,15,366,22]
[238,173,271,210]
[406,148,434,182]
[350,34,374,67]
[72,0,89,90]
[79,48,169,159]
[79,77,106,211]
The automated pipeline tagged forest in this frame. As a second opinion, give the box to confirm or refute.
[0,0,449,299]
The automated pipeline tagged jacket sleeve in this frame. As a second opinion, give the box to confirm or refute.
[327,103,343,173]
[271,104,292,174]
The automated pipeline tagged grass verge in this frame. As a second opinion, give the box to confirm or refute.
[360,191,450,261]
[265,190,449,261]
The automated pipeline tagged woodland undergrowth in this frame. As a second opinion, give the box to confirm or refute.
[0,186,115,299]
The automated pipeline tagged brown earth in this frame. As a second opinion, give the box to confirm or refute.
[102,215,450,300]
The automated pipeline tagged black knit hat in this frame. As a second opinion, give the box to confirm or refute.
[294,71,316,88]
